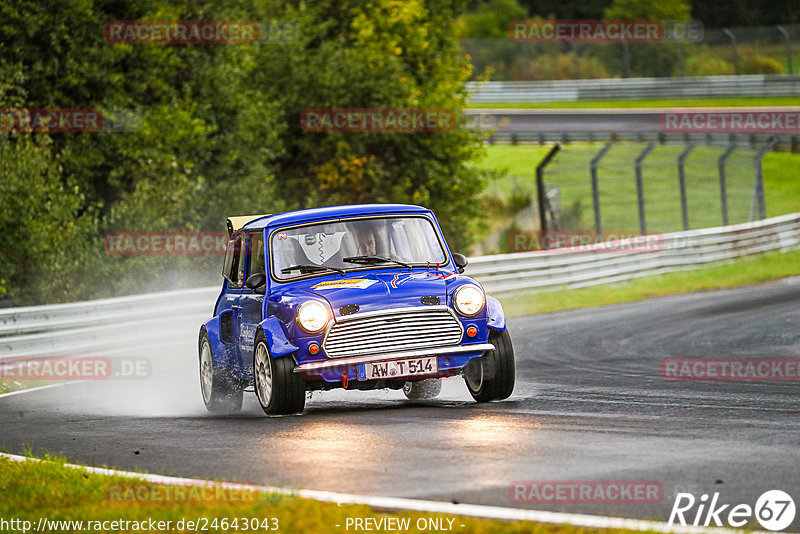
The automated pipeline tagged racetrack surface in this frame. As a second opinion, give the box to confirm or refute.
[464,106,800,133]
[2,279,799,527]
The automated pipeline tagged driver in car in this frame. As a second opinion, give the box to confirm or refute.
[356,228,377,256]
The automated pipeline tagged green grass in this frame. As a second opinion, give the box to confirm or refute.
[476,144,800,314]
[763,152,800,218]
[0,455,650,534]
[467,96,800,109]
[475,145,554,198]
[478,144,800,246]
[499,248,800,316]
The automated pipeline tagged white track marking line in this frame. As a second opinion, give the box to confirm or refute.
[0,382,72,399]
[0,452,752,534]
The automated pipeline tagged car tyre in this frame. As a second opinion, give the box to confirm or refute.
[402,379,442,400]
[254,330,305,415]
[464,328,515,402]
[199,330,243,414]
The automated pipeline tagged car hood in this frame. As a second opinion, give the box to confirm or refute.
[289,270,452,317]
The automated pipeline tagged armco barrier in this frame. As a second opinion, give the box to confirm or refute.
[1,213,798,359]
[0,287,217,359]
[470,213,800,293]
[466,75,800,103]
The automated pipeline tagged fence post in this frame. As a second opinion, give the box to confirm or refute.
[536,144,561,247]
[718,144,736,226]
[777,25,793,75]
[590,142,614,240]
[676,42,686,77]
[752,138,776,221]
[566,41,581,79]
[678,144,696,231]
[722,29,739,75]
[622,42,631,77]
[634,143,655,235]
[521,41,531,80]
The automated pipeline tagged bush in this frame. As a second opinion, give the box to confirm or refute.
[512,53,610,80]
[498,220,522,254]
[508,191,533,214]
[0,134,99,305]
[686,53,734,76]
[740,53,784,74]
[718,46,785,75]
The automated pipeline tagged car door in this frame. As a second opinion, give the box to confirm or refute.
[218,235,246,373]
[235,229,267,379]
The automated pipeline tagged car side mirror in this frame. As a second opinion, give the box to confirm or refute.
[452,253,468,274]
[245,273,266,294]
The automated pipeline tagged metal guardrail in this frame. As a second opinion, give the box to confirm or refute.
[1,212,798,359]
[0,287,216,337]
[466,75,800,102]
[0,288,217,359]
[470,212,800,293]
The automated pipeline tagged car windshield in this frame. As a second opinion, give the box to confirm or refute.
[271,216,447,280]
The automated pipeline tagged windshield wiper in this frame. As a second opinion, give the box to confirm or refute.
[280,264,345,275]
[343,255,412,271]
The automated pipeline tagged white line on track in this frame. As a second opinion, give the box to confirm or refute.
[0,382,71,399]
[0,452,752,534]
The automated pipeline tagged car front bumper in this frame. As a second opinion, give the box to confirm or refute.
[293,343,495,382]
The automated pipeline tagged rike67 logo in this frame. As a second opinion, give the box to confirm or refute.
[669,490,796,531]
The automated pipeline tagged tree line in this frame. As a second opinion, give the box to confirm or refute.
[0,0,490,305]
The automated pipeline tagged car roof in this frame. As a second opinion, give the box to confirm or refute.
[238,204,432,230]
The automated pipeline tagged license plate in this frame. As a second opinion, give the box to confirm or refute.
[357,357,438,381]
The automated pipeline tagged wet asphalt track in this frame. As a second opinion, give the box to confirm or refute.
[2,279,799,527]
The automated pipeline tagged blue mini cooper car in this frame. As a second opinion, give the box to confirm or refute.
[199,204,514,415]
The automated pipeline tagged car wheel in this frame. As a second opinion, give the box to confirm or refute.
[253,330,305,415]
[402,379,442,400]
[464,328,515,402]
[199,330,243,414]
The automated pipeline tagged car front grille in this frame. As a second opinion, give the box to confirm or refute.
[322,306,463,358]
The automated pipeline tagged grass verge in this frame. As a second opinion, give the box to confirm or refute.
[0,379,58,395]
[479,145,800,221]
[0,455,650,534]
[467,97,800,109]
[499,248,800,317]
[474,144,800,254]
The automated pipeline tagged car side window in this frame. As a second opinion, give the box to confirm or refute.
[247,231,265,277]
[222,236,245,289]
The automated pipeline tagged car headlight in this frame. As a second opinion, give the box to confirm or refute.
[296,301,330,333]
[454,285,485,317]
